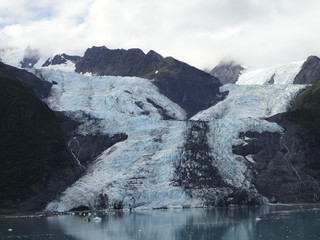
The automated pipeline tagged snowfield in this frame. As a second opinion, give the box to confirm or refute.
[237,61,304,85]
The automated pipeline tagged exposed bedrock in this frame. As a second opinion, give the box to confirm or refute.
[293,56,320,84]
[175,121,266,206]
[210,61,244,85]
[232,116,320,203]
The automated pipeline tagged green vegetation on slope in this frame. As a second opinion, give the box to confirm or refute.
[289,78,320,145]
[0,75,70,205]
[297,78,320,110]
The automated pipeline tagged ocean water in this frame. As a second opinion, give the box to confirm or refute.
[0,204,319,240]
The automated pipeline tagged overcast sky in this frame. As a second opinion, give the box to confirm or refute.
[0,0,320,69]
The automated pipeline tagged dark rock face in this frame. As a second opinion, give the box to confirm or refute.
[174,121,230,206]
[75,46,223,117]
[174,121,265,206]
[146,98,174,120]
[233,116,320,203]
[0,61,52,99]
[67,133,128,167]
[175,121,227,190]
[210,61,245,85]
[43,53,81,67]
[293,56,320,84]
[152,58,223,118]
[0,75,71,211]
[75,46,161,77]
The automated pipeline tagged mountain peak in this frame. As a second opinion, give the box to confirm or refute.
[210,60,245,85]
[74,46,222,117]
[293,55,320,84]
[42,53,81,67]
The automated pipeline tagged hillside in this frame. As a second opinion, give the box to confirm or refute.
[0,74,71,210]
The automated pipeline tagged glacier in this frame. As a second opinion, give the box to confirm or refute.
[192,84,306,120]
[32,64,307,211]
[237,61,304,85]
[0,47,310,210]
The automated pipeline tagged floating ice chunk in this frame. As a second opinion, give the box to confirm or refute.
[93,217,102,222]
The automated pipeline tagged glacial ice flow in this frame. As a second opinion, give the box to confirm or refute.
[40,69,192,211]
[192,84,307,121]
[37,63,307,211]
[0,47,311,210]
[237,61,304,85]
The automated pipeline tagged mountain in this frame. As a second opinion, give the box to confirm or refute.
[210,60,306,85]
[0,61,52,99]
[1,46,223,118]
[1,46,320,211]
[73,46,223,118]
[0,62,128,211]
[42,53,81,67]
[237,79,320,203]
[211,56,320,86]
[293,56,320,84]
[210,61,244,84]
[0,66,72,211]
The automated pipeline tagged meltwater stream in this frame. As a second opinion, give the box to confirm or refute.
[0,204,320,240]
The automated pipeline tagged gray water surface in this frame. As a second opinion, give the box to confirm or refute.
[0,204,320,240]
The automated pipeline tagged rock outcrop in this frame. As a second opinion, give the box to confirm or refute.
[233,115,320,203]
[43,53,81,67]
[294,56,320,84]
[210,61,244,85]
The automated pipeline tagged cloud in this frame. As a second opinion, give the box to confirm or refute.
[0,0,320,69]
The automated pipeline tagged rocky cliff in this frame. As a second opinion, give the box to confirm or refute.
[210,61,244,84]
[293,56,320,84]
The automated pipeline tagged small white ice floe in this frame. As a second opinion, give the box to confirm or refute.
[93,216,102,222]
[255,217,261,221]
[8,229,13,232]
[167,205,183,210]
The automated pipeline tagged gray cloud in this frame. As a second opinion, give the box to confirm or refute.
[0,0,320,69]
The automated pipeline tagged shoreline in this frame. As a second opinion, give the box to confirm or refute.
[1,202,320,219]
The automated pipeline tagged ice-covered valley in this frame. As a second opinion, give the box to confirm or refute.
[26,64,306,211]
[236,61,304,85]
